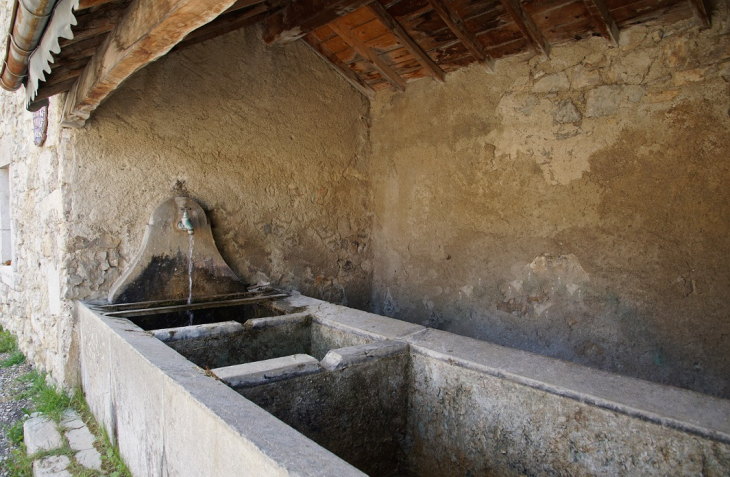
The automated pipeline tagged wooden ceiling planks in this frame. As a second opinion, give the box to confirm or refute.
[426,0,497,71]
[262,0,377,43]
[369,0,446,81]
[499,0,551,56]
[330,17,408,90]
[610,0,691,26]
[25,0,708,116]
[301,34,377,97]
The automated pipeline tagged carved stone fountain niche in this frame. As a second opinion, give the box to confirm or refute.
[79,196,730,477]
[93,197,288,329]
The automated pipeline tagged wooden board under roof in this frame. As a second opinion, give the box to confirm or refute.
[18,0,707,118]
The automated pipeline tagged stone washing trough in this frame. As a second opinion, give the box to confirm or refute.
[76,294,730,476]
[75,197,730,476]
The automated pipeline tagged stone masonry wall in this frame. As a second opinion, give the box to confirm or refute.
[0,21,75,385]
[369,9,730,398]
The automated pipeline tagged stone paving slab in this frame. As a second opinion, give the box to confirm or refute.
[65,426,95,452]
[24,411,104,475]
[33,455,71,477]
[24,415,63,455]
[59,410,84,431]
[75,448,102,471]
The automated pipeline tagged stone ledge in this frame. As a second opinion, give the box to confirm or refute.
[152,320,244,343]
[320,340,408,371]
[213,353,322,388]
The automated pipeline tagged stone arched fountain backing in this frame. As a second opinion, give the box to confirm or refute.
[107,196,246,304]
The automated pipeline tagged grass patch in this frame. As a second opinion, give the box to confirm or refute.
[1,350,26,368]
[0,325,18,353]
[1,327,131,477]
[71,389,131,477]
[0,326,25,367]
[6,373,131,477]
[7,419,25,444]
[14,371,71,421]
[5,443,33,477]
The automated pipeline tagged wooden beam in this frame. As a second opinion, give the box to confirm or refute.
[329,17,406,91]
[172,4,269,52]
[368,1,444,83]
[33,77,78,104]
[687,0,711,28]
[60,1,127,48]
[263,0,374,44]
[425,0,495,73]
[62,0,242,127]
[56,35,107,63]
[223,0,264,14]
[497,0,550,58]
[39,59,88,88]
[583,0,619,46]
[301,34,375,99]
[76,0,117,10]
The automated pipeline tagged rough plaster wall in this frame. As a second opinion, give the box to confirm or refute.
[370,12,730,397]
[0,57,75,383]
[65,26,373,310]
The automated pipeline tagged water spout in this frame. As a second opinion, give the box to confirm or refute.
[178,209,194,235]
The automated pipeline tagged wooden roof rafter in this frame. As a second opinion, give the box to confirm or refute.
[301,34,376,98]
[173,3,270,52]
[425,0,496,73]
[329,17,407,91]
[687,0,711,28]
[76,0,118,11]
[583,0,620,46]
[368,1,445,83]
[263,0,376,44]
[498,0,550,57]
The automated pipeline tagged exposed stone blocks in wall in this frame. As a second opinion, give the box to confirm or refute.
[370,10,730,398]
[0,79,76,385]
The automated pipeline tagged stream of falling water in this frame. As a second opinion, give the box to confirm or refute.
[187,234,195,326]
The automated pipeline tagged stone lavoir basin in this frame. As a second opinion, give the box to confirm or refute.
[76,197,730,476]
[76,292,730,477]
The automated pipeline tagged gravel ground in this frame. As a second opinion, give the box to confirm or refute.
[0,352,33,476]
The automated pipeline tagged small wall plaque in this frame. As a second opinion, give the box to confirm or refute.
[33,105,48,147]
